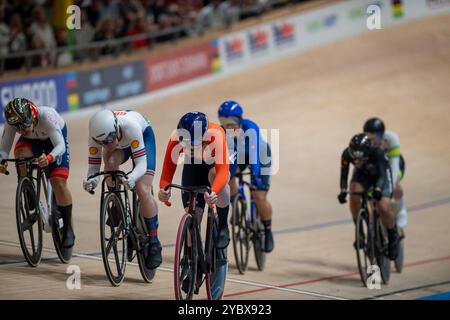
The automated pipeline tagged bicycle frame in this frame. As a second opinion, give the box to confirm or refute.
[236,172,257,229]
[7,158,54,232]
[168,184,215,275]
[98,172,133,238]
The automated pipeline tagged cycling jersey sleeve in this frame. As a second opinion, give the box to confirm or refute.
[159,134,181,189]
[87,138,102,178]
[246,120,262,180]
[386,132,401,185]
[0,125,16,161]
[340,148,351,191]
[126,125,147,183]
[211,125,230,194]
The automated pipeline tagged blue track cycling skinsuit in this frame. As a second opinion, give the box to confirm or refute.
[227,118,272,190]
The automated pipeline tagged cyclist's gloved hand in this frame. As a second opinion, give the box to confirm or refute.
[83,177,99,193]
[38,153,51,168]
[0,162,7,174]
[123,177,136,190]
[204,191,218,206]
[338,191,347,204]
[373,188,382,201]
[158,188,171,202]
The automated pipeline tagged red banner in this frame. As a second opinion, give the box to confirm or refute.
[146,42,213,91]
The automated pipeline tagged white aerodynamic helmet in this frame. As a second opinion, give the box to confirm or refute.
[89,109,118,145]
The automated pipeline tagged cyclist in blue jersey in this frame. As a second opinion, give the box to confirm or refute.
[218,100,274,253]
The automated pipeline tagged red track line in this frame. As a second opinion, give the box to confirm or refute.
[224,255,450,299]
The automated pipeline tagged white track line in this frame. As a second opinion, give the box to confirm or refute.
[0,239,349,300]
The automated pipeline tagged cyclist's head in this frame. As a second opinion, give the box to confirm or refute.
[177,111,208,148]
[363,117,385,143]
[4,98,35,133]
[218,100,243,130]
[349,133,372,163]
[89,109,119,147]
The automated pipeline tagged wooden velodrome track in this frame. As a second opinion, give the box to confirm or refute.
[1,14,449,300]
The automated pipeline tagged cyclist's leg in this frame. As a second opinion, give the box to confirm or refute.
[208,167,231,249]
[181,162,210,222]
[349,169,370,221]
[103,147,126,227]
[13,137,34,177]
[394,155,407,228]
[14,138,41,210]
[375,170,398,259]
[377,167,395,230]
[47,127,74,248]
[139,174,162,269]
[135,128,162,269]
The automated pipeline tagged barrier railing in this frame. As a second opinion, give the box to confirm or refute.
[0,0,296,76]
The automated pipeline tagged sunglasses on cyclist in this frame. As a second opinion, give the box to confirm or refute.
[93,131,118,146]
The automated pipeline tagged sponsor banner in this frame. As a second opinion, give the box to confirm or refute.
[426,0,450,9]
[0,74,70,124]
[146,42,214,91]
[77,60,146,108]
[218,19,296,71]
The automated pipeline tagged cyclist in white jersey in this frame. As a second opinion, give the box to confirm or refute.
[83,109,161,270]
[363,118,407,228]
[0,98,75,252]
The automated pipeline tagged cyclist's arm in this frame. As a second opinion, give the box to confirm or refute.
[87,138,102,178]
[126,126,147,183]
[247,121,262,180]
[0,124,17,161]
[212,126,230,194]
[47,125,66,163]
[340,148,351,191]
[386,132,401,185]
[159,136,181,189]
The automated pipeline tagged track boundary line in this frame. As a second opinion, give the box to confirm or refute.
[0,239,349,300]
[363,280,450,300]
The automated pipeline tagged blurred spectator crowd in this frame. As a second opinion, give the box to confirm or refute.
[0,0,309,71]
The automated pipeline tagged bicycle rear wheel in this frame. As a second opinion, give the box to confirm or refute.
[135,206,156,283]
[174,213,197,300]
[394,228,405,273]
[253,214,266,271]
[355,208,370,286]
[100,192,127,287]
[375,217,391,285]
[16,177,42,267]
[231,193,250,274]
[49,190,71,264]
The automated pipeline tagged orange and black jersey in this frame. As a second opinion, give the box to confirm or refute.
[160,122,230,194]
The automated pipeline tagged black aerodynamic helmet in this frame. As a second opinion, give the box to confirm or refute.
[363,117,385,137]
[348,133,372,160]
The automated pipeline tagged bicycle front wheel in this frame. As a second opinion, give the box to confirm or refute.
[355,208,370,286]
[100,192,127,287]
[174,213,197,300]
[16,177,42,267]
[231,193,250,274]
